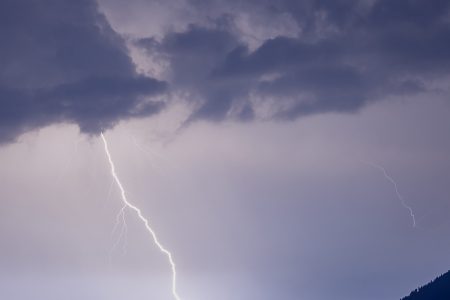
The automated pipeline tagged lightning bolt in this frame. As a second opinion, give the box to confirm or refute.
[109,204,128,265]
[361,160,416,227]
[101,133,182,300]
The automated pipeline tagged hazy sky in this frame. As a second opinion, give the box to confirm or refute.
[1,1,450,300]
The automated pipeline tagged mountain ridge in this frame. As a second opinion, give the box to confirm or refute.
[401,270,450,300]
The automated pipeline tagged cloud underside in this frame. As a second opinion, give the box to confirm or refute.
[1,0,450,142]
[140,0,450,122]
[0,0,166,143]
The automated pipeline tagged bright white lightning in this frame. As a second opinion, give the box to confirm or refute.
[361,160,417,227]
[101,133,182,300]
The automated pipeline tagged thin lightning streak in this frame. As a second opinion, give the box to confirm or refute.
[101,133,181,300]
[129,134,176,173]
[131,136,164,171]
[120,208,128,256]
[111,205,127,237]
[109,205,128,265]
[361,160,417,227]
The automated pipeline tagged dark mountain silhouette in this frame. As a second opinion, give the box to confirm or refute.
[401,270,450,300]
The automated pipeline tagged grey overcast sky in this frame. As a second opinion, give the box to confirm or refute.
[1,1,450,299]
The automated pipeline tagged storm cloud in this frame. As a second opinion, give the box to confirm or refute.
[138,0,450,122]
[0,0,166,143]
[2,0,450,142]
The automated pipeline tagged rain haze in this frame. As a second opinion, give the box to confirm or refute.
[1,1,450,299]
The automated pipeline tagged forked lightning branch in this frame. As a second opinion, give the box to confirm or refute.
[101,133,181,300]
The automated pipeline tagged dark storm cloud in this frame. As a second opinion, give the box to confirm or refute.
[0,0,166,143]
[139,0,450,122]
[2,0,449,141]
[139,24,242,121]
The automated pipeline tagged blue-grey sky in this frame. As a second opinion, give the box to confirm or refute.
[1,1,450,299]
